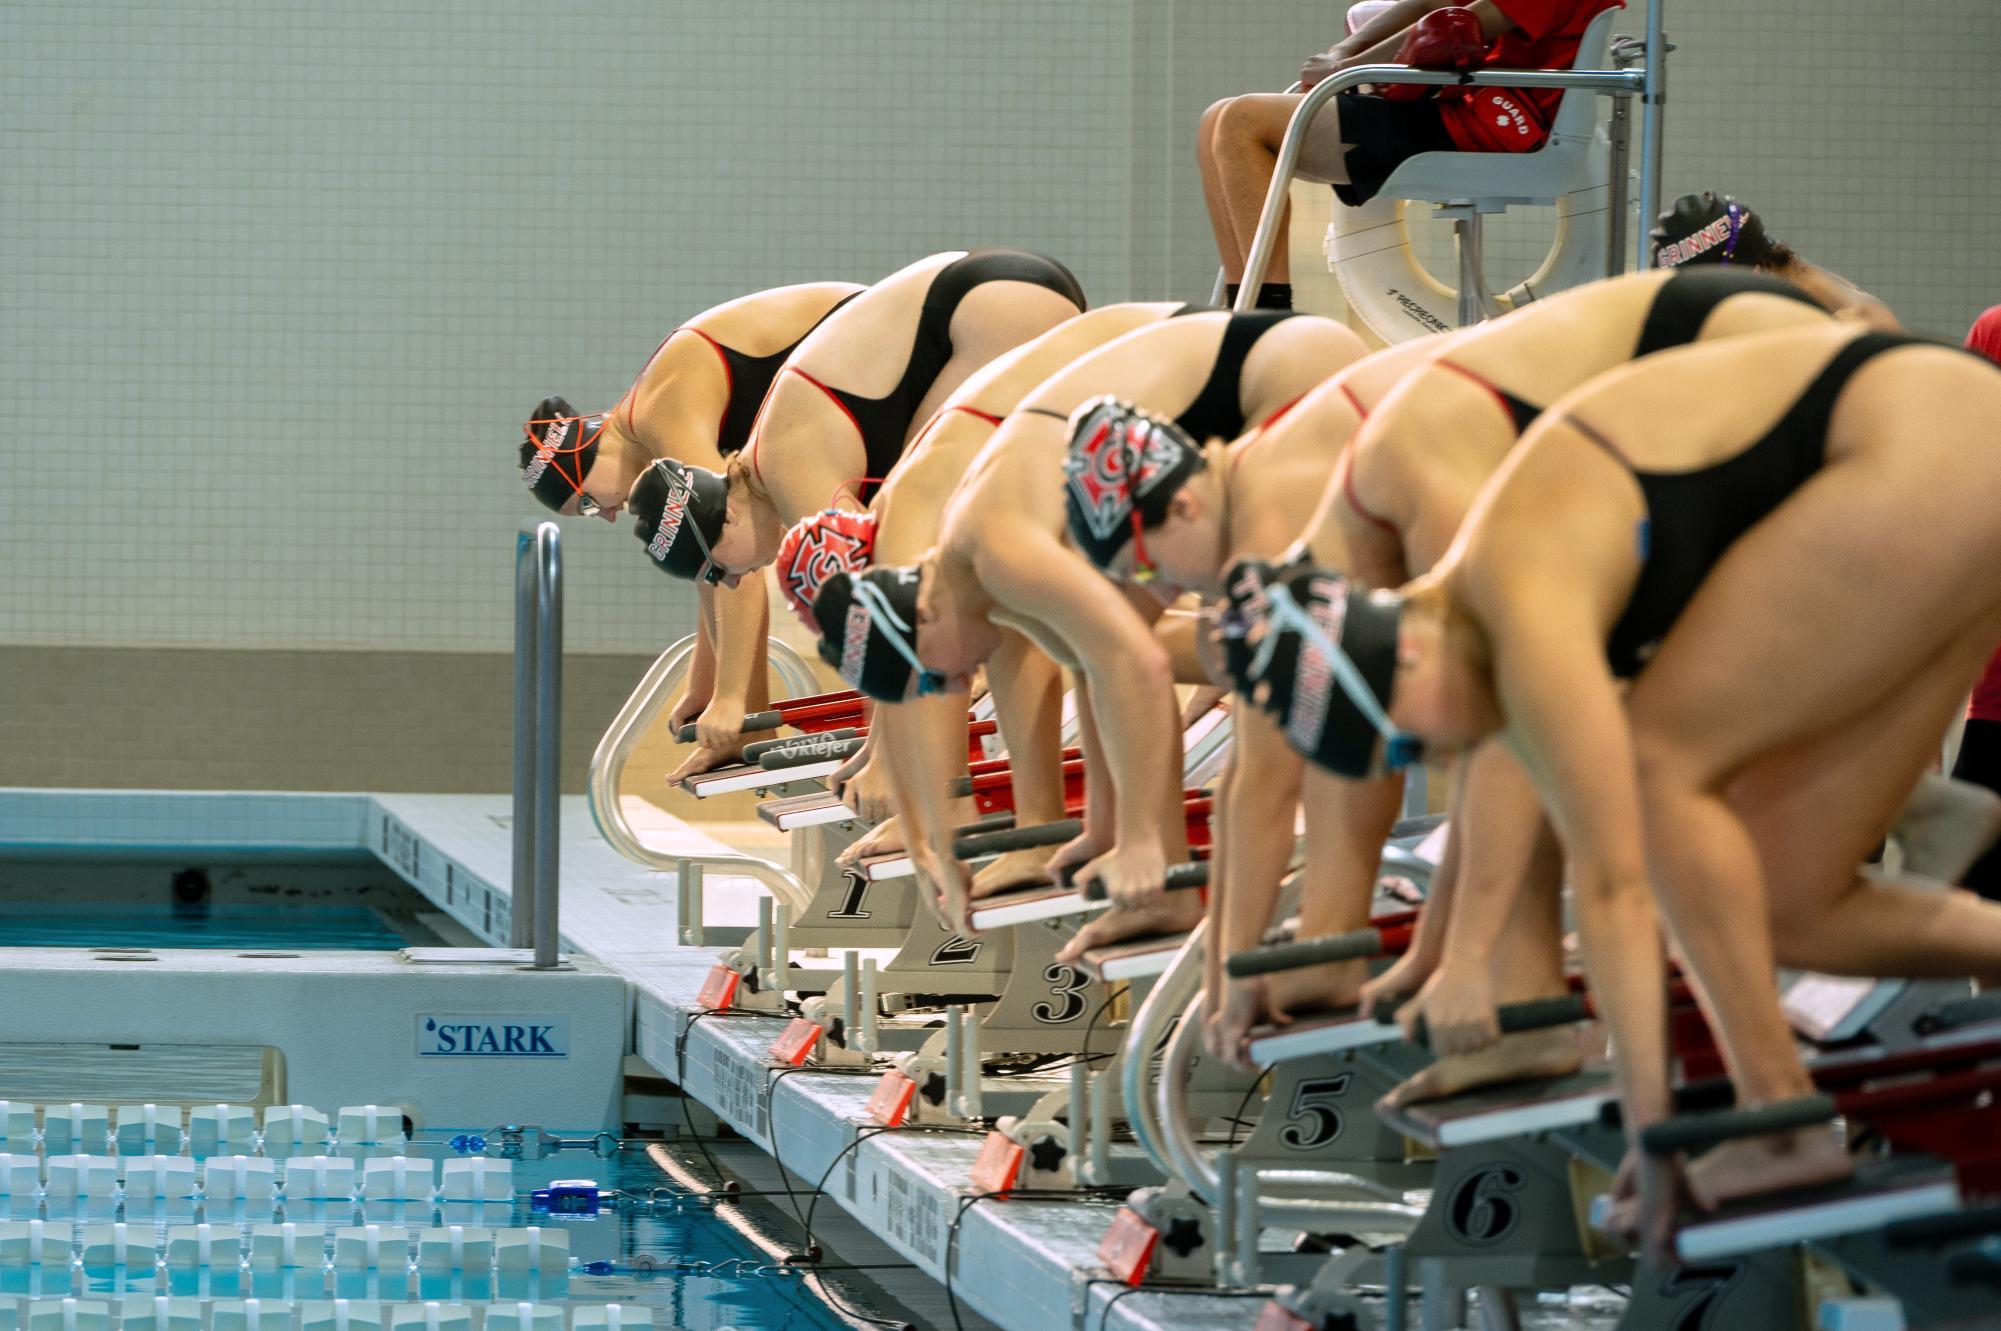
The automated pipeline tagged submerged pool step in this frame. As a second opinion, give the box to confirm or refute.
[0,1300,653,1331]
[0,1222,566,1273]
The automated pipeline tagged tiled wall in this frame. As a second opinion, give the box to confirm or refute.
[4,0,1994,794]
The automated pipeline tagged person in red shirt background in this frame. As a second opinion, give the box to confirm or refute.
[1198,0,1618,310]
[1950,304,2001,900]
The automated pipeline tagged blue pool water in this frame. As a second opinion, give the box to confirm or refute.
[0,902,412,951]
[3,1132,880,1330]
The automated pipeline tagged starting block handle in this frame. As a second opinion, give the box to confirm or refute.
[744,728,856,762]
[1225,926,1383,978]
[1638,1093,1839,1156]
[1915,991,2001,1036]
[760,737,865,770]
[953,818,1083,860]
[1080,860,1208,902]
[1884,1200,2001,1250]
[1945,1242,2001,1286]
[1407,994,1589,1050]
[677,709,785,743]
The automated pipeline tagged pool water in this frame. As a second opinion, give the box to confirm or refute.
[0,902,414,951]
[1,1131,887,1331]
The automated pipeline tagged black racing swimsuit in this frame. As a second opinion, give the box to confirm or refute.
[1575,332,1928,677]
[788,249,1085,491]
[1173,310,1304,441]
[638,293,858,455]
[1443,267,1826,435]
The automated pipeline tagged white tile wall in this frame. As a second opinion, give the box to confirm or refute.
[3,0,1993,660]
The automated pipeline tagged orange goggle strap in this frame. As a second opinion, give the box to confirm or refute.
[522,413,607,512]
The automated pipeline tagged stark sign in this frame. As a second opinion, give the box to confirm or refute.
[418,1015,570,1058]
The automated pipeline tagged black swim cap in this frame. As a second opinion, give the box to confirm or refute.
[521,396,607,513]
[629,459,729,583]
[1223,561,1418,778]
[811,566,945,703]
[1062,397,1205,573]
[1650,193,1778,269]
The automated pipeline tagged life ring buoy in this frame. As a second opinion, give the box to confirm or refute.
[1326,132,1612,343]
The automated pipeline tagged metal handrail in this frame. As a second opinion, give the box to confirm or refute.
[586,631,820,915]
[1120,925,1207,1189]
[1235,13,1664,312]
[512,521,563,970]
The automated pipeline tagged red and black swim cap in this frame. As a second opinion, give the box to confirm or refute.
[521,396,608,513]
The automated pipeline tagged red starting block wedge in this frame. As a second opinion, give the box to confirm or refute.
[1095,1206,1162,1287]
[696,964,742,1011]
[866,1069,916,1128]
[769,1018,823,1067]
[969,1130,1024,1195]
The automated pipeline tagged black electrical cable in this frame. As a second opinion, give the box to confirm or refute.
[1227,1070,1271,1148]
[672,1005,772,1191]
[764,1061,892,1237]
[1092,1281,1276,1331]
[944,1186,1132,1331]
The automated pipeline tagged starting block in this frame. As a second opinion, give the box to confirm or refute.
[336,1106,407,1145]
[494,1227,569,1275]
[333,1225,406,1271]
[439,1158,513,1203]
[415,1226,495,1272]
[113,1105,182,1152]
[249,1222,321,1269]
[165,1223,239,1268]
[39,1104,109,1153]
[360,1157,435,1201]
[211,1301,293,1331]
[123,1156,198,1201]
[299,1303,385,1331]
[22,1301,111,1331]
[203,1155,279,1201]
[0,1220,73,1265]
[43,1155,119,1198]
[116,1298,202,1331]
[79,1222,155,1268]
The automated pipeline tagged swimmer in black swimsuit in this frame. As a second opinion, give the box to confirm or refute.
[1229,322,2001,1257]
[812,309,1366,957]
[628,249,1085,589]
[516,280,863,776]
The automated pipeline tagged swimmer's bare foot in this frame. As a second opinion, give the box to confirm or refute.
[1683,1123,1852,1212]
[667,739,749,783]
[838,817,904,868]
[1375,1026,1586,1112]
[1265,957,1371,1017]
[971,848,1056,900]
[1055,892,1204,965]
[1892,771,2001,883]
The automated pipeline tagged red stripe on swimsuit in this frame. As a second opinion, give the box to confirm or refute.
[623,326,733,438]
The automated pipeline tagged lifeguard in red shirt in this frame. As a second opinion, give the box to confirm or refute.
[1198,0,1618,310]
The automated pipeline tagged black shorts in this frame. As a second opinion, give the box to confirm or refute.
[1331,93,1457,207]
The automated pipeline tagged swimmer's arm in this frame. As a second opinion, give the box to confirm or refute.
[1328,0,1513,65]
[985,545,1182,856]
[679,589,720,716]
[1788,260,1901,332]
[1297,765,1404,942]
[1215,705,1308,967]
[1429,739,1549,979]
[984,630,1069,828]
[1070,674,1116,855]
[1154,610,1212,686]
[1491,601,1671,1132]
[879,688,977,882]
[710,576,771,715]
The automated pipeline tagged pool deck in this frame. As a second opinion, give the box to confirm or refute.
[0,789,1263,1331]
